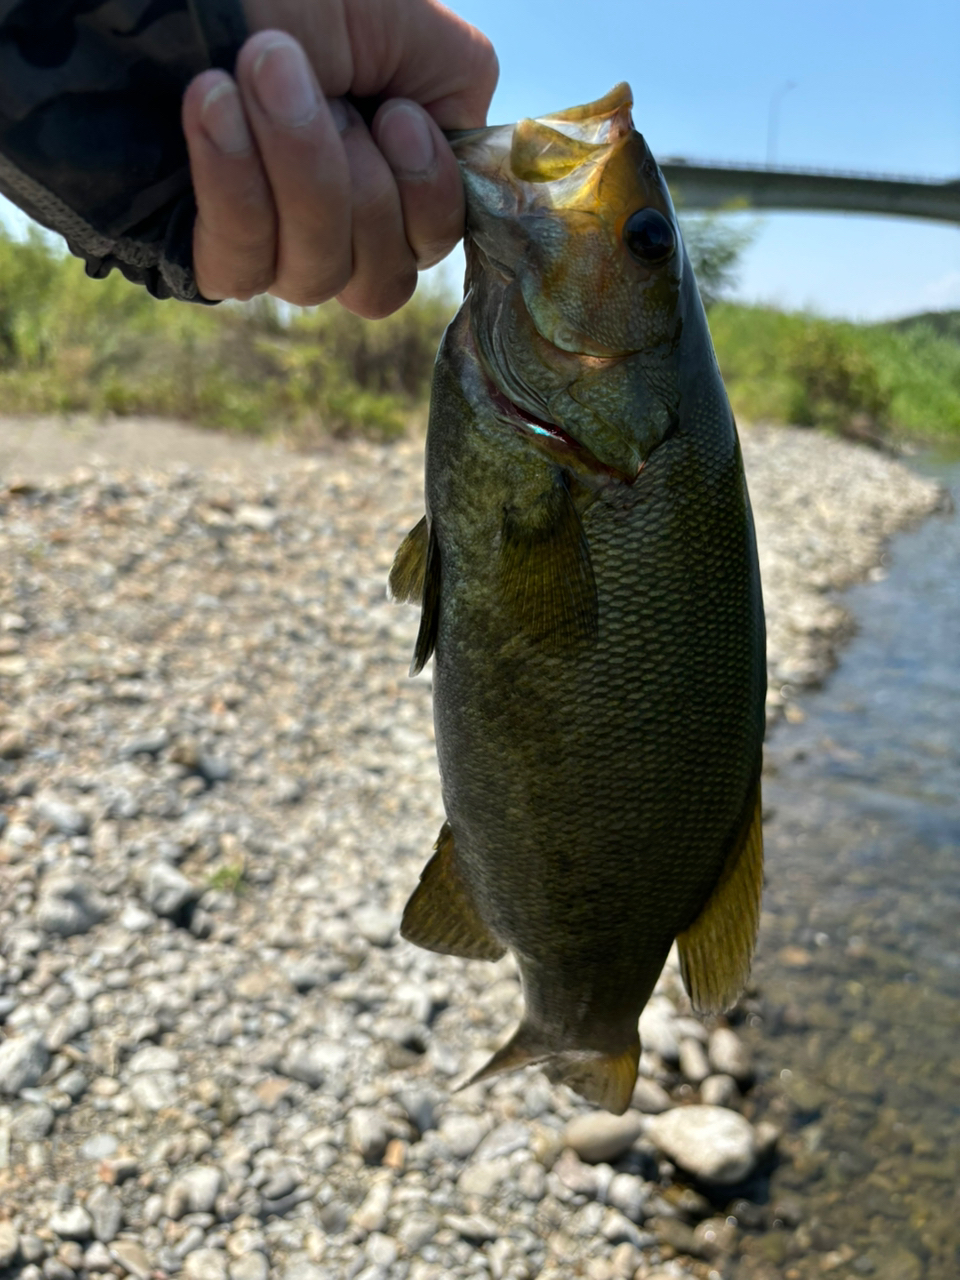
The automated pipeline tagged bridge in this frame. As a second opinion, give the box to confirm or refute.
[659,160,960,225]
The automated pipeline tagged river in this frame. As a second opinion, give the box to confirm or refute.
[735,448,960,1280]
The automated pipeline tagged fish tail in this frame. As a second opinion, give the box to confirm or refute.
[461,1022,640,1115]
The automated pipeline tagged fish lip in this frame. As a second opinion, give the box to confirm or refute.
[485,379,640,484]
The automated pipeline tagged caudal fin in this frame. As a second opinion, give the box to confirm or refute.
[462,1021,640,1115]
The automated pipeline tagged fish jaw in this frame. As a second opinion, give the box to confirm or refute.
[451,83,693,478]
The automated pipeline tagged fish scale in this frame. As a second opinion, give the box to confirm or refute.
[390,84,766,1113]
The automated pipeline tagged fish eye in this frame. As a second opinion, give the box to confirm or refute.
[623,208,676,266]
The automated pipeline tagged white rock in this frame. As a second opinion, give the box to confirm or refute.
[281,1039,348,1088]
[184,1248,229,1280]
[457,1156,511,1197]
[678,1038,710,1084]
[564,1111,644,1164]
[647,1105,757,1184]
[128,1045,180,1074]
[0,1033,49,1095]
[87,1184,123,1242]
[607,1172,649,1223]
[708,1028,753,1082]
[0,1223,20,1268]
[49,1206,93,1240]
[37,874,107,936]
[438,1113,489,1159]
[230,1255,269,1280]
[630,1077,672,1113]
[639,999,679,1061]
[236,504,278,532]
[348,1108,390,1163]
[34,793,89,836]
[700,1073,738,1107]
[142,861,196,918]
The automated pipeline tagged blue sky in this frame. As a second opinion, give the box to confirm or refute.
[1,0,957,319]
[446,0,960,319]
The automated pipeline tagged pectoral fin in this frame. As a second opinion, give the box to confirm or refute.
[464,1021,639,1115]
[388,515,428,604]
[677,780,765,1014]
[499,477,598,649]
[401,823,505,961]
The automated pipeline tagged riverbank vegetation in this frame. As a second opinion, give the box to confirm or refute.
[1,223,958,442]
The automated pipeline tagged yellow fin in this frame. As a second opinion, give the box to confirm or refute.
[401,823,505,961]
[499,478,598,650]
[410,520,441,675]
[464,1022,639,1116]
[388,515,428,604]
[677,781,765,1014]
[544,83,633,124]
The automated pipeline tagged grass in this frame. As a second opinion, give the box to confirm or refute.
[708,303,960,441]
[1,222,959,443]
[0,224,454,442]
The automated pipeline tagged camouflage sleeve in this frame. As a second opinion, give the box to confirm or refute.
[0,0,248,301]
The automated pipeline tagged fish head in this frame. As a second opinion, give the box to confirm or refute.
[452,84,705,480]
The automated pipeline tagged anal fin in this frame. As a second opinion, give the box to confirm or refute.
[401,823,505,961]
[464,1021,639,1116]
[677,779,765,1014]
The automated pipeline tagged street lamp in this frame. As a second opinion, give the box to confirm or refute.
[767,81,797,166]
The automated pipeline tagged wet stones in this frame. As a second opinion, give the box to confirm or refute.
[647,1105,758,1184]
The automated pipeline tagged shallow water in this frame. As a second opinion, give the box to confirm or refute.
[735,447,960,1280]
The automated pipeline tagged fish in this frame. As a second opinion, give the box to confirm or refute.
[389,83,766,1115]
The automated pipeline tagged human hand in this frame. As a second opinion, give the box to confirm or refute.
[181,0,498,315]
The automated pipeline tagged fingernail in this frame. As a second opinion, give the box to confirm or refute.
[201,80,252,154]
[327,97,350,134]
[378,102,437,178]
[253,37,318,127]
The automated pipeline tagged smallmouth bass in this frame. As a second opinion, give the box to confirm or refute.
[390,84,766,1114]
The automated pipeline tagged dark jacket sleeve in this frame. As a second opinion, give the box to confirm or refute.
[0,0,247,301]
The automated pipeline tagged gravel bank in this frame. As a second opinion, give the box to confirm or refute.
[0,418,945,1280]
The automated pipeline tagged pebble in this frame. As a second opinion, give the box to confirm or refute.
[184,1248,230,1280]
[0,1032,50,1095]
[700,1072,738,1106]
[647,1105,758,1184]
[678,1038,710,1084]
[0,1223,20,1268]
[37,873,108,936]
[630,1077,672,1113]
[0,428,943,1280]
[49,1206,93,1240]
[86,1184,123,1242]
[564,1111,645,1164]
[708,1027,753,1082]
[349,1108,390,1163]
[141,861,197,918]
[230,1255,269,1280]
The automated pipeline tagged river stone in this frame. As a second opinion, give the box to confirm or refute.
[11,1101,54,1140]
[37,874,107,936]
[0,1223,20,1268]
[647,1105,757,1184]
[700,1073,738,1107]
[678,1038,710,1084]
[184,1248,229,1280]
[0,1033,49,1095]
[607,1172,650,1223]
[142,861,197,918]
[86,1185,123,1242]
[349,1108,390,1163]
[631,1077,672,1113]
[230,1256,269,1280]
[564,1111,645,1164]
[34,793,89,836]
[111,1240,152,1280]
[49,1206,93,1240]
[708,1028,753,1081]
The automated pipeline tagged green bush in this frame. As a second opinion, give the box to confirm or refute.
[0,224,454,438]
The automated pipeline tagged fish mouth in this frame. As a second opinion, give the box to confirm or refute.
[486,380,641,484]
